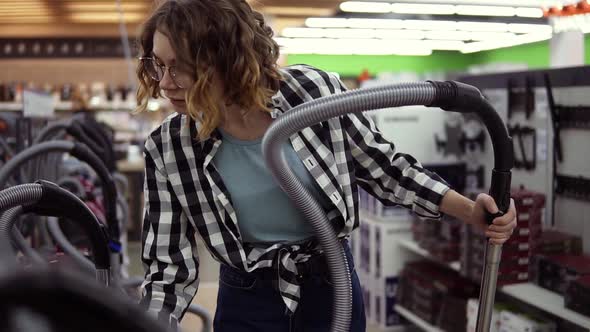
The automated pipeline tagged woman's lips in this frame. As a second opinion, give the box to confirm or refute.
[169,99,185,106]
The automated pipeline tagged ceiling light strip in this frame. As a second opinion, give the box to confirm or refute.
[339,1,544,17]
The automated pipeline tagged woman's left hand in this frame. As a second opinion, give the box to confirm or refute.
[470,193,517,245]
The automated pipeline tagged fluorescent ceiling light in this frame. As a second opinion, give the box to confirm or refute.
[347,18,405,29]
[305,17,348,28]
[455,5,515,16]
[380,0,555,7]
[69,12,145,23]
[276,37,434,55]
[421,40,465,50]
[461,31,551,53]
[425,30,472,40]
[403,20,458,30]
[261,6,334,16]
[457,21,508,31]
[304,18,549,34]
[323,28,377,39]
[0,9,49,13]
[391,3,455,15]
[470,31,517,41]
[514,7,544,18]
[282,27,326,38]
[339,1,548,17]
[283,27,425,40]
[373,29,426,39]
[0,16,51,23]
[508,23,552,34]
[66,2,149,11]
[340,1,392,13]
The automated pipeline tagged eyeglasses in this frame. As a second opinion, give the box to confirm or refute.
[139,56,191,88]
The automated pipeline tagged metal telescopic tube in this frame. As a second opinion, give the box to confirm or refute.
[476,244,503,331]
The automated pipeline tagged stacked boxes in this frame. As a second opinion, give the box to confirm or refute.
[412,215,462,263]
[535,254,590,295]
[530,230,583,282]
[370,216,414,330]
[466,300,557,332]
[356,187,415,329]
[398,261,478,329]
[533,230,583,256]
[499,310,557,332]
[461,188,545,286]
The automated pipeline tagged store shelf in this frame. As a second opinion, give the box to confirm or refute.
[397,237,460,271]
[502,283,590,329]
[397,238,590,328]
[394,305,444,332]
[0,102,23,111]
[0,102,134,113]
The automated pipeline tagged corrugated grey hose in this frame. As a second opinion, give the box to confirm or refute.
[0,185,43,264]
[3,206,48,266]
[0,140,121,250]
[262,83,437,332]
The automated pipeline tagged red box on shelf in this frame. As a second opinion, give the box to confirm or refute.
[534,230,583,255]
[511,188,546,210]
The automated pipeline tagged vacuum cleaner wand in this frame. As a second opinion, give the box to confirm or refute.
[428,81,513,332]
[263,80,512,332]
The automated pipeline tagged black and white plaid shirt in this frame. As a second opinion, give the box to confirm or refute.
[140,64,451,326]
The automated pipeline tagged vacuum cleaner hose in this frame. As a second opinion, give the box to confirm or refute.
[263,82,437,332]
[263,81,512,332]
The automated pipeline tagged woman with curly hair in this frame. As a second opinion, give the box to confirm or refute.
[136,1,517,331]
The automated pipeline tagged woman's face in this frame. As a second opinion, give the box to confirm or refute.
[152,30,194,113]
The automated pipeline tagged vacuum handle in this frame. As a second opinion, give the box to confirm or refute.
[476,169,512,332]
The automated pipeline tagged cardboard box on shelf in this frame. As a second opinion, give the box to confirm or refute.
[368,216,414,330]
[535,254,590,294]
[499,310,557,332]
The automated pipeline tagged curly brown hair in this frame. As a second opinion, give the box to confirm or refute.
[136,0,282,140]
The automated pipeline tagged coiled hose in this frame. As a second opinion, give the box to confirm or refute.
[264,80,513,332]
[0,182,111,286]
[0,141,120,250]
[263,83,437,332]
[2,206,47,266]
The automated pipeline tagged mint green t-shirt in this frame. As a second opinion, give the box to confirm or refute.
[212,129,332,245]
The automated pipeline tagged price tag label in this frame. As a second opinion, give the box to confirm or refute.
[23,89,54,118]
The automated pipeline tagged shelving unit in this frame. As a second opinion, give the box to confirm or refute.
[502,283,590,329]
[394,305,444,332]
[0,102,134,112]
[397,237,460,271]
[396,237,590,330]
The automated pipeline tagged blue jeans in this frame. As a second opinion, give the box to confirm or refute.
[214,241,366,332]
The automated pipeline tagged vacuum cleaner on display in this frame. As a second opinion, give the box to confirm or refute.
[263,81,513,332]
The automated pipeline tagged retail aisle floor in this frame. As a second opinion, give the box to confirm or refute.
[128,241,387,332]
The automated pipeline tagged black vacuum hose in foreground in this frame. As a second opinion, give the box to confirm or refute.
[0,181,111,285]
[262,80,512,332]
[0,268,170,332]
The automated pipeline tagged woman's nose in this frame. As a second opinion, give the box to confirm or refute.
[159,68,177,90]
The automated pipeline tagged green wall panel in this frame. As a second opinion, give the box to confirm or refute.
[286,51,477,77]
[474,40,550,69]
[287,36,590,77]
